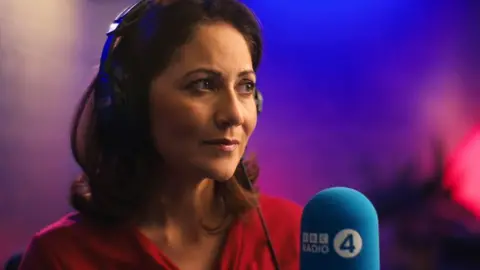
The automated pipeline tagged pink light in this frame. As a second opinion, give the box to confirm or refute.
[446,126,480,218]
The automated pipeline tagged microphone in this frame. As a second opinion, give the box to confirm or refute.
[300,187,380,270]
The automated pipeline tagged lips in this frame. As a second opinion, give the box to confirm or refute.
[203,138,240,145]
[203,138,240,152]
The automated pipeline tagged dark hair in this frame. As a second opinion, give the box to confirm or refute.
[69,0,263,229]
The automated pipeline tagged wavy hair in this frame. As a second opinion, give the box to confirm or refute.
[69,0,263,231]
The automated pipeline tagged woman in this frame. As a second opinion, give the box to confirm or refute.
[19,0,302,269]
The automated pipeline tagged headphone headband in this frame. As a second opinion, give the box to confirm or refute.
[94,0,264,151]
[108,0,152,35]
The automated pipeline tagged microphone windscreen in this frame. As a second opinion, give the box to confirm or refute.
[300,187,380,270]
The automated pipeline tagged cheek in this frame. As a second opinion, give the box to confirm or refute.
[149,101,205,154]
[243,110,258,142]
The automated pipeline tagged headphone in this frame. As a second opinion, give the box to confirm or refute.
[94,0,263,126]
[93,1,278,269]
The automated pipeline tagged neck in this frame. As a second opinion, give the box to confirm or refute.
[135,171,226,243]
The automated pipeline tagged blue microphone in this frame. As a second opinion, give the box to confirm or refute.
[300,187,380,270]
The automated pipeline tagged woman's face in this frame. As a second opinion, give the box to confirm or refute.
[149,22,258,182]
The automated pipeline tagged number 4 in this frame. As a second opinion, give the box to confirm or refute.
[340,233,355,253]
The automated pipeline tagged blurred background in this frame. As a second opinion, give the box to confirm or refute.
[1,0,480,269]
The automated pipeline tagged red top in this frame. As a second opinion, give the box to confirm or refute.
[19,194,302,270]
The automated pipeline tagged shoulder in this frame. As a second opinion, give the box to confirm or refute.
[25,212,133,250]
[27,212,85,247]
[19,212,86,269]
[257,194,302,266]
[19,212,134,269]
[29,212,93,245]
[258,193,302,227]
[256,193,302,246]
[238,194,302,235]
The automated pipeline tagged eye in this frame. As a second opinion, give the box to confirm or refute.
[237,80,256,94]
[187,78,216,92]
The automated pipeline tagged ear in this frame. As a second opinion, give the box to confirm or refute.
[255,89,263,114]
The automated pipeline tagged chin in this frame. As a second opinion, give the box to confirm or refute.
[210,172,236,182]
[197,160,239,182]
[207,166,237,182]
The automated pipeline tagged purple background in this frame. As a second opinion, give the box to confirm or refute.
[1,0,479,266]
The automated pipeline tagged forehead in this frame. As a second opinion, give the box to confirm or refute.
[170,22,253,74]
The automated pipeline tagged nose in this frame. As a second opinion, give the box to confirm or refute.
[214,89,244,130]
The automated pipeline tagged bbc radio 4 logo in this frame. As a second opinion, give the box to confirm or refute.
[302,229,363,258]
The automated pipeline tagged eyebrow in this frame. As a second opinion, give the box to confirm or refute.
[181,68,255,79]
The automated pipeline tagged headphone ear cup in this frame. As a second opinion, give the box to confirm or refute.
[255,89,263,114]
